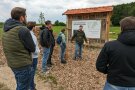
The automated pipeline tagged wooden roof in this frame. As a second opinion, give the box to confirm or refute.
[63,6,113,15]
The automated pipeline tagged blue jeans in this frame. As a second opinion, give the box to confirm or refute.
[11,65,32,90]
[42,47,50,72]
[104,82,135,90]
[30,58,38,90]
[60,43,66,61]
[75,43,83,58]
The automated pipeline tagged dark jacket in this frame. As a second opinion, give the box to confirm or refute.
[96,30,135,87]
[71,30,87,44]
[40,27,55,48]
[2,18,35,69]
[49,30,55,47]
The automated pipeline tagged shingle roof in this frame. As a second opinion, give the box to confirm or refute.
[63,6,113,15]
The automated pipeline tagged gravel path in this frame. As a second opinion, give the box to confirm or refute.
[0,43,106,90]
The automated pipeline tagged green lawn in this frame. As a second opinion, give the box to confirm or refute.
[0,26,120,40]
[0,28,3,41]
[53,26,65,34]
[109,26,121,39]
[52,26,121,39]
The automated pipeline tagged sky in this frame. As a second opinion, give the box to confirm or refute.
[0,0,135,23]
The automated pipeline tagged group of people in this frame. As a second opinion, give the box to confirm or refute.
[2,7,87,90]
[2,7,135,90]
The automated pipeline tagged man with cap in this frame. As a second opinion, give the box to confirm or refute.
[71,25,87,60]
[96,16,135,90]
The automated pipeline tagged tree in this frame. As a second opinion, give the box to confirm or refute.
[111,2,135,26]
[54,20,66,26]
[54,20,59,26]
[59,22,66,26]
[38,12,45,25]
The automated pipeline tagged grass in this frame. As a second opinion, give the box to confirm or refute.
[0,82,10,90]
[36,70,58,85]
[0,28,3,41]
[0,26,120,40]
[109,26,121,39]
[52,26,121,39]
[53,26,65,34]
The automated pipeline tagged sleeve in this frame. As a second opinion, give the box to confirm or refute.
[71,33,76,41]
[61,34,66,43]
[83,32,87,43]
[96,43,109,74]
[18,27,35,52]
[33,38,40,55]
[42,29,50,48]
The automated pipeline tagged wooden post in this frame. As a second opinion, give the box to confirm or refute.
[66,16,69,42]
[106,12,112,42]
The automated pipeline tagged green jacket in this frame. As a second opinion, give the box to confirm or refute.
[2,19,35,69]
[71,30,87,44]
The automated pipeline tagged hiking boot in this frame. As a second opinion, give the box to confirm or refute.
[79,56,83,60]
[61,60,67,64]
[47,62,54,67]
[41,70,50,76]
[73,57,77,60]
[47,64,52,67]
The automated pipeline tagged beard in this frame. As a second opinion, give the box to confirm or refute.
[22,17,27,26]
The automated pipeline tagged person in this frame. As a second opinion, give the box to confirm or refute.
[58,29,67,64]
[47,24,55,67]
[96,16,135,90]
[39,20,54,73]
[2,7,35,90]
[27,21,40,90]
[71,25,87,60]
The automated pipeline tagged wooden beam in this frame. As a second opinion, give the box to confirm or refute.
[106,12,112,42]
[66,15,69,42]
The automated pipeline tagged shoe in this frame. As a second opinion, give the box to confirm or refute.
[61,60,67,64]
[47,62,54,67]
[34,83,36,89]
[42,67,50,73]
[47,64,52,67]
[50,62,54,65]
[79,56,82,60]
[41,70,50,76]
[73,57,77,60]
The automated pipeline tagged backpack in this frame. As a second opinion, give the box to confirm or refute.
[56,33,62,45]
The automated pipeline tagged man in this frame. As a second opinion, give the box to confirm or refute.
[47,23,55,67]
[2,7,35,90]
[96,16,135,90]
[27,21,40,90]
[71,25,87,60]
[40,20,54,73]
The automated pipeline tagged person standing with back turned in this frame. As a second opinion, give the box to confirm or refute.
[58,28,67,64]
[96,16,135,90]
[2,7,35,90]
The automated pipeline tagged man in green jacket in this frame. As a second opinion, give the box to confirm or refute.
[2,7,35,90]
[71,25,87,60]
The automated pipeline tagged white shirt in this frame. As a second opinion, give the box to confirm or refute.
[30,31,40,58]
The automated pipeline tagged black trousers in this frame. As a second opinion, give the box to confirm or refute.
[47,45,54,64]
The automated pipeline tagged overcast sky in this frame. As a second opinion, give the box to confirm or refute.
[0,0,135,23]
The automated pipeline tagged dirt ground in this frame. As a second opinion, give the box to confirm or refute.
[0,42,106,90]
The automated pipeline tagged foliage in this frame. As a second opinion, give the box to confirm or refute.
[38,12,45,25]
[111,2,135,26]
[109,26,121,39]
[54,20,66,26]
